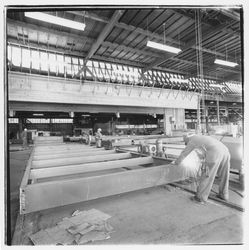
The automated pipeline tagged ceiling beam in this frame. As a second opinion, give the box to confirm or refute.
[69,11,232,60]
[67,10,182,46]
[102,41,162,59]
[143,22,239,71]
[218,8,240,22]
[172,9,240,37]
[85,10,124,60]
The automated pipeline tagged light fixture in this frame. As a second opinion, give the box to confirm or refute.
[116,112,120,118]
[153,113,157,118]
[146,41,182,54]
[25,12,86,31]
[33,113,44,116]
[214,59,238,67]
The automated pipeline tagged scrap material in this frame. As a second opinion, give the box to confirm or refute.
[29,209,113,245]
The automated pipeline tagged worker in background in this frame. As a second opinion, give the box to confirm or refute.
[21,128,28,149]
[88,129,93,145]
[175,134,231,204]
[95,128,102,148]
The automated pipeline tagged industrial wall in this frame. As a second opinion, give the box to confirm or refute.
[8,72,199,110]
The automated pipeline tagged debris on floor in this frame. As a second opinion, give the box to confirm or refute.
[29,209,114,245]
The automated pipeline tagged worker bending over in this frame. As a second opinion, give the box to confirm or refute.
[176,134,231,203]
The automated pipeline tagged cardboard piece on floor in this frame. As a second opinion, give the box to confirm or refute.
[76,231,110,245]
[61,208,111,225]
[29,209,113,245]
[29,225,75,245]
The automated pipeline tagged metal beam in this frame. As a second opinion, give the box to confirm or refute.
[68,10,182,46]
[172,9,240,37]
[102,41,162,59]
[219,8,240,22]
[32,152,131,169]
[86,10,124,60]
[33,149,117,161]
[30,156,154,179]
[21,161,186,213]
[144,22,240,71]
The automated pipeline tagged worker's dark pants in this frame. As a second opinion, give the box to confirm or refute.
[196,149,230,202]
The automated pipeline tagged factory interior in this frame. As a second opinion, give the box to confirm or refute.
[4,4,245,246]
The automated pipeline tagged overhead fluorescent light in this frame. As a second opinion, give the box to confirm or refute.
[146,41,182,54]
[25,12,86,31]
[170,77,188,83]
[33,113,44,116]
[214,59,238,67]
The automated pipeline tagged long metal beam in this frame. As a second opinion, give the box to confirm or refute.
[30,156,154,179]
[102,41,162,59]
[32,152,131,169]
[21,161,186,213]
[85,10,124,60]
[33,149,117,161]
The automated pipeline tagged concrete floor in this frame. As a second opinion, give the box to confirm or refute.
[9,145,244,245]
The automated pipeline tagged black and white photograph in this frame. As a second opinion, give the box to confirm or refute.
[2,0,247,247]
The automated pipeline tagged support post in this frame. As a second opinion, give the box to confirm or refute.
[217,96,220,125]
[163,108,172,136]
[196,95,201,134]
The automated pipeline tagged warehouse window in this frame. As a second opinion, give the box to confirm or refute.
[8,118,18,123]
[49,53,57,73]
[22,48,30,68]
[28,118,50,123]
[65,56,72,75]
[40,51,48,71]
[51,119,73,123]
[31,50,40,70]
[12,46,21,66]
[57,54,64,74]
[72,57,79,76]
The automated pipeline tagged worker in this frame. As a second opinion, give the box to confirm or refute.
[21,128,28,149]
[88,129,93,145]
[175,134,231,203]
[95,128,102,148]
